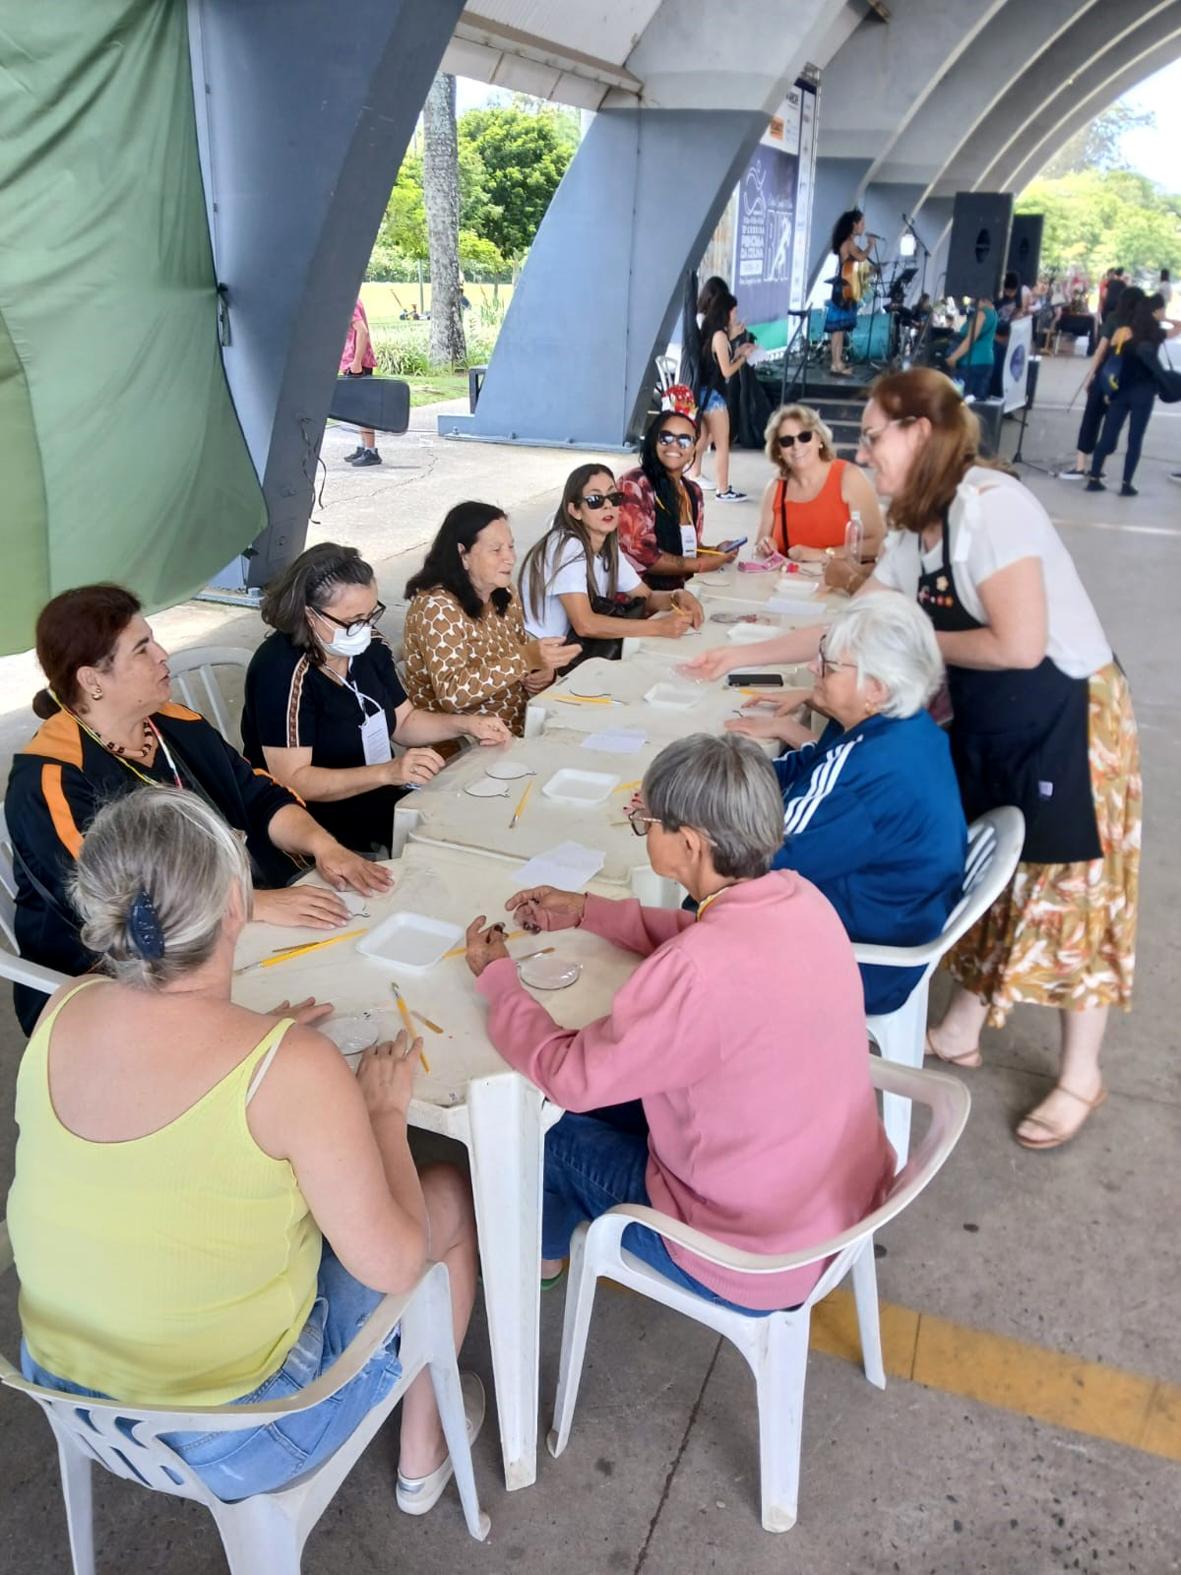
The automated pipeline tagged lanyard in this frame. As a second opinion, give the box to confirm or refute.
[695,885,736,921]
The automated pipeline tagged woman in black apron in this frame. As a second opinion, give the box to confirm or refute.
[858,368,1141,1151]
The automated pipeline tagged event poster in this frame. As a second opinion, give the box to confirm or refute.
[1002,316,1033,413]
[734,142,799,327]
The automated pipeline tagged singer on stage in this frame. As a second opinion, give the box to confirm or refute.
[825,209,876,377]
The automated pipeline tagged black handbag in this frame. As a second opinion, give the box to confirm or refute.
[562,594,649,667]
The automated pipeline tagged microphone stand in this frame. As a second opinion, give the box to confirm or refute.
[900,211,931,302]
[860,236,887,370]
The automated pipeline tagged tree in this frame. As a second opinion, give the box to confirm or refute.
[458,104,576,259]
[1017,168,1181,280]
[423,73,466,366]
[1040,103,1156,178]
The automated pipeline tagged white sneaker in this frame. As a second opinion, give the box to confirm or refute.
[1058,468,1087,481]
[691,474,716,491]
[396,1372,485,1516]
[715,488,747,502]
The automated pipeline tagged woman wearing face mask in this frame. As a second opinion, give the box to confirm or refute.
[753,403,884,565]
[618,406,739,593]
[401,503,580,736]
[519,464,704,662]
[242,545,511,857]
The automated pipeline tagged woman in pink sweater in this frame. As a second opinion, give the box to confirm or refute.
[464,734,894,1314]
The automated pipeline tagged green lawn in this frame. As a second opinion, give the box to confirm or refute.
[405,372,470,407]
[361,280,514,328]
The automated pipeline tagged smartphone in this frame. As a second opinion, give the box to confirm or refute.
[726,671,784,688]
[716,537,748,554]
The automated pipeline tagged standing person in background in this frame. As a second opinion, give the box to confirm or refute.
[688,288,755,502]
[945,294,998,401]
[988,273,1027,397]
[1158,268,1172,305]
[826,210,873,377]
[1059,287,1145,482]
[341,298,380,468]
[1088,294,1175,497]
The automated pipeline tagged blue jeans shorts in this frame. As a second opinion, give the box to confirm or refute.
[21,1246,402,1502]
[699,388,726,416]
[543,1109,775,1318]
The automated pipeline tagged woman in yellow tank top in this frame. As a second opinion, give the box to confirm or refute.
[753,403,884,566]
[8,788,481,1514]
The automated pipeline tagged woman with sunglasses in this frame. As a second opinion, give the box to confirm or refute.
[617,406,739,593]
[242,544,512,857]
[753,403,884,564]
[520,464,705,661]
[462,733,893,1310]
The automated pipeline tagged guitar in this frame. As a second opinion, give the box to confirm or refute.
[838,255,871,307]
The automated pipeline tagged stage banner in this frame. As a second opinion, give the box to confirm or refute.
[735,143,799,328]
[1002,317,1033,413]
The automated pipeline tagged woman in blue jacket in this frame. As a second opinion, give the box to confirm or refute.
[728,594,967,1015]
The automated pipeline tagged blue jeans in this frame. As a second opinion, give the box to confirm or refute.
[21,1246,402,1502]
[960,362,993,401]
[699,388,726,416]
[543,1111,774,1317]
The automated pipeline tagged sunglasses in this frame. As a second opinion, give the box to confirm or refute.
[657,432,695,451]
[312,601,386,637]
[777,430,815,448]
[581,491,624,510]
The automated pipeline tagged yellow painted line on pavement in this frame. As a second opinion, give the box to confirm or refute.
[810,1289,1181,1462]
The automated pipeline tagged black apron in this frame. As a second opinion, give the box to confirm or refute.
[917,519,1101,864]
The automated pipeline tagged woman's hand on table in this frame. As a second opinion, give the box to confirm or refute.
[823,555,866,594]
[356,1031,418,1120]
[693,549,738,573]
[464,716,513,748]
[745,685,813,718]
[464,916,511,977]
[389,746,446,787]
[267,996,335,1026]
[787,545,828,563]
[523,668,552,695]
[253,885,352,929]
[678,646,739,682]
[670,590,705,629]
[754,537,777,559]
[505,886,587,933]
[314,840,395,896]
[537,636,583,671]
[649,608,694,639]
[726,713,813,746]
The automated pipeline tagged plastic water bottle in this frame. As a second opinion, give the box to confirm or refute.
[845,509,863,564]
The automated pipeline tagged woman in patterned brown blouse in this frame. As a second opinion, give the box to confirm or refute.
[402,502,581,735]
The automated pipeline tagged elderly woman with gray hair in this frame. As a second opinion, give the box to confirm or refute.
[8,788,482,1517]
[727,595,967,1016]
[462,734,894,1314]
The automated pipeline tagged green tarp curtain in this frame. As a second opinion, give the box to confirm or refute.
[0,1,265,655]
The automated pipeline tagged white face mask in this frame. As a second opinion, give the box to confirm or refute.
[316,619,372,658]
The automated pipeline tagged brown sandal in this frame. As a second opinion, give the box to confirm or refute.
[924,1030,982,1070]
[1015,1085,1108,1151]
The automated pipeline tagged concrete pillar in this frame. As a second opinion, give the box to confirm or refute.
[186,0,464,587]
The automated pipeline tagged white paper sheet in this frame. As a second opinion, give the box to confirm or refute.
[514,841,607,890]
[580,729,648,756]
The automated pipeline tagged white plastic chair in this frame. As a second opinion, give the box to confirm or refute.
[0,802,74,997]
[853,806,1024,1168]
[0,1234,490,1571]
[167,646,255,743]
[547,1060,970,1534]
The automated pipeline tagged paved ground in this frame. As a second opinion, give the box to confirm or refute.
[0,359,1178,1573]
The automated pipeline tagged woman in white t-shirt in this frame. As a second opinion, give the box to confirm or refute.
[519,464,704,661]
[679,368,1140,1153]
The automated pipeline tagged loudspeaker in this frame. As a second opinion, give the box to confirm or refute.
[945,191,1015,302]
[1006,214,1043,291]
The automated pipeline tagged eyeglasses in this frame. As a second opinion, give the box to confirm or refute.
[817,636,856,678]
[627,807,661,837]
[657,432,695,451]
[581,491,624,510]
[777,430,814,449]
[858,416,915,451]
[312,601,386,637]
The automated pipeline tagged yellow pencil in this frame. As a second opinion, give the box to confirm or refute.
[442,928,526,961]
[550,694,613,706]
[391,982,430,1072]
[509,779,534,829]
[696,547,727,555]
[412,1009,444,1035]
[257,929,363,969]
[614,779,643,792]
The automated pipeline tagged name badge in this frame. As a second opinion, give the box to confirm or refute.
[679,524,698,558]
[360,707,392,766]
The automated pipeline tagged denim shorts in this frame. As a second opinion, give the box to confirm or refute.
[699,388,726,416]
[21,1246,402,1502]
[543,1109,775,1317]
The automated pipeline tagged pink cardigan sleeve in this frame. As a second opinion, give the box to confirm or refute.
[475,944,713,1111]
[579,893,693,956]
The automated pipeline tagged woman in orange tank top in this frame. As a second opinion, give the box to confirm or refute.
[754,403,884,566]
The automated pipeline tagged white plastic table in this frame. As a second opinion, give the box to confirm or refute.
[393,731,666,894]
[231,843,638,1492]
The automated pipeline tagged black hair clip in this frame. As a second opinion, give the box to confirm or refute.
[128,889,165,960]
